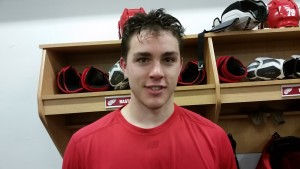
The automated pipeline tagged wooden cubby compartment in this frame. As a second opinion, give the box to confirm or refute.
[38,28,300,156]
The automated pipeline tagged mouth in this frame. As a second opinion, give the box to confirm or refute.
[146,85,166,92]
[150,86,163,91]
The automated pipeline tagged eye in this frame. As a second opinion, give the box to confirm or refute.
[163,57,176,64]
[137,57,149,63]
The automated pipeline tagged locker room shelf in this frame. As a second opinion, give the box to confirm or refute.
[38,27,300,156]
[41,84,216,115]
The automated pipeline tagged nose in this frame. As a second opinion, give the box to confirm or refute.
[149,61,164,79]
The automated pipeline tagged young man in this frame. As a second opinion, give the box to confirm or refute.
[62,8,237,169]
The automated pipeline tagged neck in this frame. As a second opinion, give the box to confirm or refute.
[121,97,174,129]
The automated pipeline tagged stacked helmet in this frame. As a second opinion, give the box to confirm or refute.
[108,60,130,90]
[267,0,300,28]
[220,0,268,30]
[118,8,146,39]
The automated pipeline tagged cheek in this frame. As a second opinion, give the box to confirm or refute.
[126,66,141,79]
[174,65,182,76]
[166,67,182,82]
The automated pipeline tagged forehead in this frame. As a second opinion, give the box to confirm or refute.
[136,30,175,42]
[128,30,179,51]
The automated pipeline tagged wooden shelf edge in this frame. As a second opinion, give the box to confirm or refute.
[41,84,216,100]
[205,27,300,38]
[220,80,300,103]
[39,39,121,49]
[219,111,300,120]
[39,34,200,50]
[220,79,300,88]
[42,90,131,100]
[41,86,217,116]
[40,28,300,50]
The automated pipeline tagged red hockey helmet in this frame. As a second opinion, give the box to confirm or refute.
[267,0,300,28]
[118,8,146,39]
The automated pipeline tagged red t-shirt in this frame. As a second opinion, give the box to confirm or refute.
[62,105,237,169]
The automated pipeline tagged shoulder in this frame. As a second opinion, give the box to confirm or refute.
[63,109,121,166]
[71,109,120,142]
[175,105,226,135]
[175,105,235,167]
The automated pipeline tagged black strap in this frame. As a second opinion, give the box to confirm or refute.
[228,133,240,169]
[197,30,207,71]
[197,18,239,71]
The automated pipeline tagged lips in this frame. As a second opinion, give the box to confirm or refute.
[146,85,166,94]
[150,86,163,91]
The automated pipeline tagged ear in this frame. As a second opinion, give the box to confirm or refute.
[180,57,183,69]
[177,57,183,83]
[120,57,128,77]
[180,57,183,71]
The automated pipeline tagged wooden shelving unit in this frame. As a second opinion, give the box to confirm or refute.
[38,28,300,156]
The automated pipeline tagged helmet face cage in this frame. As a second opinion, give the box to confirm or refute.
[267,0,300,28]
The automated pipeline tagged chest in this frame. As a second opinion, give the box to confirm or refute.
[86,126,218,169]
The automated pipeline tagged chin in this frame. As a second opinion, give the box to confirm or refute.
[146,104,165,110]
[144,99,171,110]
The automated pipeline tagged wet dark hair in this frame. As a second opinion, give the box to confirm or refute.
[121,8,185,59]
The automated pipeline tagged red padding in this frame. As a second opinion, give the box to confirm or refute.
[216,56,247,83]
[178,60,206,86]
[81,66,110,92]
[57,66,84,94]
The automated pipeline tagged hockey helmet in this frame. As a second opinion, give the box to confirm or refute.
[267,0,300,28]
[221,0,268,30]
[118,8,146,39]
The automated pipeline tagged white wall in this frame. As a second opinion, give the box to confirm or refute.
[0,0,280,168]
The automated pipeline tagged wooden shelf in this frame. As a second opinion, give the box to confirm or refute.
[219,112,300,153]
[42,85,216,116]
[38,27,300,156]
[42,90,130,115]
[220,79,300,103]
[206,27,300,42]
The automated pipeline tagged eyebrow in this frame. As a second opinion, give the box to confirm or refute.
[133,52,151,58]
[162,51,179,57]
[133,51,179,58]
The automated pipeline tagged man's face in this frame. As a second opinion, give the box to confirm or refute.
[121,30,182,110]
